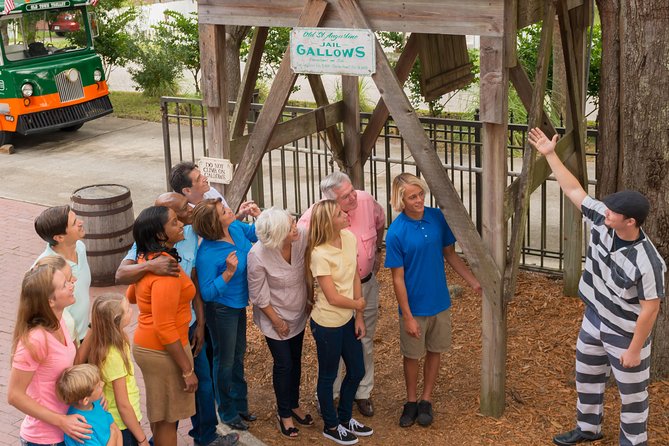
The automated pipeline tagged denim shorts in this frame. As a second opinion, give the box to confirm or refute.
[20,439,65,446]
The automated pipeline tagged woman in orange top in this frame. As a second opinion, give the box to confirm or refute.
[128,206,197,446]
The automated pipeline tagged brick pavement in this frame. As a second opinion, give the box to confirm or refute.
[0,198,196,445]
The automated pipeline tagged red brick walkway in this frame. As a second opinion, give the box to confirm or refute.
[0,198,193,445]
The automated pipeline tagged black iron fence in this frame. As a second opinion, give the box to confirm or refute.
[160,96,598,273]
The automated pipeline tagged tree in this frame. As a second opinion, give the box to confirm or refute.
[153,11,201,94]
[89,0,139,80]
[596,0,669,378]
[225,26,251,102]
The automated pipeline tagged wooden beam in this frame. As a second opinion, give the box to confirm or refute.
[509,63,556,137]
[504,131,575,220]
[504,3,554,301]
[332,0,502,299]
[504,0,518,68]
[225,0,328,211]
[198,0,505,37]
[199,23,229,196]
[307,74,346,169]
[559,0,590,297]
[230,26,268,138]
[360,32,419,161]
[229,101,345,163]
[342,75,363,188]
[479,35,508,418]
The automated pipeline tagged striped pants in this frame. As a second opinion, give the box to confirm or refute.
[576,306,651,446]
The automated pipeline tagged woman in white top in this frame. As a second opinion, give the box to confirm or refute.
[247,207,312,438]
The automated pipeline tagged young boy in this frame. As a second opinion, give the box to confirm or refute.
[57,364,122,446]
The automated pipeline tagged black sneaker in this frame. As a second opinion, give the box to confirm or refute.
[553,428,603,445]
[399,401,418,427]
[416,400,433,426]
[323,424,359,445]
[344,418,373,437]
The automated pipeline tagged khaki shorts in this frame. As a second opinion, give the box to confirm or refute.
[399,309,452,359]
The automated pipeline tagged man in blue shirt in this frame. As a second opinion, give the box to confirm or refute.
[116,192,239,446]
[385,173,481,429]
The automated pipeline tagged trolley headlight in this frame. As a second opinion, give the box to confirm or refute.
[93,69,102,82]
[21,83,33,98]
[67,69,79,83]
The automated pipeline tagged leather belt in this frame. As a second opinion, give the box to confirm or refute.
[361,272,373,284]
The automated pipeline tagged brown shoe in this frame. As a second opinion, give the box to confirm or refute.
[355,398,374,417]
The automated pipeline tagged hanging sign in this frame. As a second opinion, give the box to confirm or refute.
[290,27,375,76]
[199,157,233,184]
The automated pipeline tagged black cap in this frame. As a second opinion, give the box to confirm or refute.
[602,190,650,225]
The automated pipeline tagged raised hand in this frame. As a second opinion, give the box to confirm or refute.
[528,127,559,156]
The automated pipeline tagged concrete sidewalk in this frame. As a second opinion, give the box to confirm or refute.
[0,199,266,445]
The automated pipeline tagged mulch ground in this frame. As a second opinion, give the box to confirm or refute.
[243,261,669,446]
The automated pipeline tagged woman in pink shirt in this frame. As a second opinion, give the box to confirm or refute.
[8,260,92,445]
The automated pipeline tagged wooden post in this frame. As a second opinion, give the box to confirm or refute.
[558,0,589,296]
[342,75,363,188]
[307,74,346,169]
[199,23,230,197]
[479,35,508,417]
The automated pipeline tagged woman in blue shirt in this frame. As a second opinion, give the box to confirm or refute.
[193,198,258,431]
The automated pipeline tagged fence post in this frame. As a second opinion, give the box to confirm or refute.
[474,109,482,235]
[161,98,172,192]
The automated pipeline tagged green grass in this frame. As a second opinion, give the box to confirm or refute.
[109,91,163,122]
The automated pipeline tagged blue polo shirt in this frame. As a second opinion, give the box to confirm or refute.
[124,225,199,326]
[384,207,456,317]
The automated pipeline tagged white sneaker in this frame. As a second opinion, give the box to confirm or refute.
[345,418,374,437]
[323,424,359,445]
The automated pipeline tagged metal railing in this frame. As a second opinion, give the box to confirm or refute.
[160,96,598,273]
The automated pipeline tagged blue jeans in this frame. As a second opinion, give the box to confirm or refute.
[265,329,305,418]
[120,429,138,446]
[205,302,248,424]
[310,317,364,429]
[188,323,220,445]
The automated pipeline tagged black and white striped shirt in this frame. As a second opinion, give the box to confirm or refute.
[579,196,666,338]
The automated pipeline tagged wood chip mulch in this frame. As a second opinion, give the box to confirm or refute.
[242,259,669,445]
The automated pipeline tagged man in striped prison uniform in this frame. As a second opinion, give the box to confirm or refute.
[528,127,666,446]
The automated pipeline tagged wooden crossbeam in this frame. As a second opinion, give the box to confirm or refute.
[332,0,502,298]
[228,101,345,163]
[225,0,328,211]
[509,64,556,137]
[307,74,346,169]
[359,33,418,161]
[504,3,555,301]
[230,26,268,138]
[504,130,575,221]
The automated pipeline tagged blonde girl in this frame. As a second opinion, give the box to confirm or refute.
[87,293,148,446]
[306,200,373,445]
[8,261,91,445]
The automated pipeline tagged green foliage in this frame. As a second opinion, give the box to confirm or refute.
[516,22,602,107]
[127,36,182,97]
[331,78,374,112]
[241,27,290,80]
[152,11,201,94]
[88,0,139,80]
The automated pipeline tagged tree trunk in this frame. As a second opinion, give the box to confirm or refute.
[225,26,251,102]
[618,0,669,378]
[594,0,621,198]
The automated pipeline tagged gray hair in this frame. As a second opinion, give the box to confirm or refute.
[255,207,293,249]
[320,171,351,200]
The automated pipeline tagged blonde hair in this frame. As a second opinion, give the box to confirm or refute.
[304,200,340,303]
[11,261,62,362]
[192,198,224,240]
[255,207,292,249]
[56,364,101,405]
[88,293,132,378]
[390,173,429,212]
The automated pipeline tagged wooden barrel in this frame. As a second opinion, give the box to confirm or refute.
[71,184,134,287]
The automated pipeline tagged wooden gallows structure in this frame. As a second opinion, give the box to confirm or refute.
[195,0,593,417]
